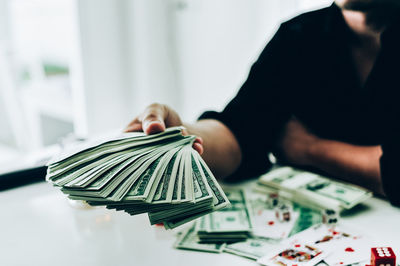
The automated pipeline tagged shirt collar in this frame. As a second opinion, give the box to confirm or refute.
[323,3,353,41]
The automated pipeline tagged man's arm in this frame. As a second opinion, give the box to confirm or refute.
[307,140,383,194]
[125,103,242,179]
[276,118,384,195]
[184,119,242,179]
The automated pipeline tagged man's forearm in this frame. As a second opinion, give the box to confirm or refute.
[184,119,242,179]
[124,103,242,179]
[306,139,383,195]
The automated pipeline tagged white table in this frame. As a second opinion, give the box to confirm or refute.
[1,182,400,266]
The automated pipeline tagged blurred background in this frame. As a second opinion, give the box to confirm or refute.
[0,0,332,168]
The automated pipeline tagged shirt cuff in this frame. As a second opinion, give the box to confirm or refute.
[198,111,272,181]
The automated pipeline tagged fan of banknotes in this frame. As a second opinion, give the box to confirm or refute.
[46,126,230,229]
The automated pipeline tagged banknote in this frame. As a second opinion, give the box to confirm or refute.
[174,225,226,253]
[46,127,230,229]
[196,189,253,243]
[289,204,322,236]
[224,237,279,260]
[258,166,372,210]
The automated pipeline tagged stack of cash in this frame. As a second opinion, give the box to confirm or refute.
[256,166,372,211]
[196,190,254,243]
[174,225,227,253]
[174,189,253,252]
[224,237,279,260]
[46,127,229,229]
[174,189,323,259]
[175,225,277,258]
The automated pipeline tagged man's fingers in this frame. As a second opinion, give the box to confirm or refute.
[124,123,143,132]
[193,143,204,155]
[181,128,189,136]
[144,120,166,134]
[193,137,204,154]
[124,117,142,132]
[194,137,203,145]
[141,104,167,135]
[125,103,183,135]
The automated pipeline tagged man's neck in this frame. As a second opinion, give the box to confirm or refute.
[342,10,382,87]
[339,5,400,86]
[342,10,382,45]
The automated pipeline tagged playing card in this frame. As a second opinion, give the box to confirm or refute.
[252,208,299,239]
[287,224,357,249]
[324,235,372,266]
[257,240,330,266]
[258,224,366,266]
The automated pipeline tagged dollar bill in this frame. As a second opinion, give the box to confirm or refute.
[224,237,279,260]
[161,147,231,229]
[196,189,253,243]
[46,127,230,230]
[289,204,322,236]
[48,126,184,168]
[174,225,226,253]
[258,166,372,210]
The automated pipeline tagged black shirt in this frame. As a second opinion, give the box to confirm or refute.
[199,4,400,205]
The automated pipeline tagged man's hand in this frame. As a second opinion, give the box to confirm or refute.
[276,117,384,194]
[123,103,241,179]
[124,103,204,155]
[275,117,318,166]
[124,103,182,134]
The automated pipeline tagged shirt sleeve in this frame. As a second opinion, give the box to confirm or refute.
[379,19,400,207]
[199,24,293,181]
[380,139,400,207]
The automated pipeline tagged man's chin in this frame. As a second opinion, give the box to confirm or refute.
[338,1,400,12]
[341,2,378,11]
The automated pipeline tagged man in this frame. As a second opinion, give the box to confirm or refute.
[125,0,400,206]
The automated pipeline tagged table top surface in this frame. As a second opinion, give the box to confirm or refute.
[1,181,399,266]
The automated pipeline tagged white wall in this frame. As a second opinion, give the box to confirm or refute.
[173,0,300,121]
[121,0,333,122]
[2,0,334,148]
[73,0,133,136]
[124,0,182,116]
[72,0,334,136]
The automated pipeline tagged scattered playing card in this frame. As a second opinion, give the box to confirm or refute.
[287,224,357,249]
[324,235,372,266]
[257,240,329,266]
[252,208,299,239]
[258,224,369,266]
